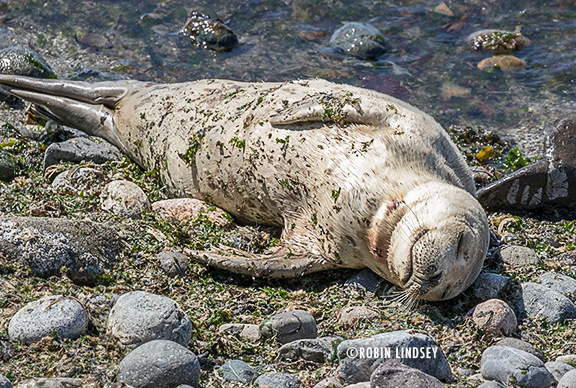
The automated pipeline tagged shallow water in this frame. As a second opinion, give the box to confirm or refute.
[1,0,576,157]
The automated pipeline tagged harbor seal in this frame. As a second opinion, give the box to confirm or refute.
[0,75,489,303]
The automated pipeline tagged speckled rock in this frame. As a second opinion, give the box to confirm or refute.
[152,198,235,229]
[470,299,517,335]
[329,22,389,58]
[101,180,150,219]
[336,306,379,328]
[157,251,189,277]
[558,369,576,388]
[0,149,16,182]
[481,345,553,387]
[219,323,261,341]
[496,338,544,362]
[0,46,55,78]
[8,295,88,345]
[545,361,575,382]
[370,361,445,387]
[466,29,531,54]
[337,330,453,384]
[344,269,383,294]
[108,291,192,348]
[220,360,258,384]
[471,273,513,301]
[515,282,576,324]
[0,216,121,286]
[539,272,576,301]
[0,374,11,388]
[44,137,122,169]
[15,378,82,388]
[51,167,102,190]
[118,339,200,388]
[311,377,343,388]
[500,246,540,267]
[260,310,317,344]
[279,337,338,363]
[254,372,300,388]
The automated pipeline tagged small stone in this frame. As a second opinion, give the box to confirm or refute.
[279,337,338,363]
[370,361,445,387]
[516,282,576,324]
[254,372,300,388]
[499,246,540,267]
[329,22,389,58]
[433,2,454,17]
[545,361,575,382]
[15,378,81,388]
[158,251,189,277]
[539,272,576,301]
[466,29,531,54]
[101,180,150,219]
[557,354,576,365]
[559,369,576,388]
[0,149,16,182]
[477,55,527,72]
[477,381,507,388]
[337,330,453,384]
[76,32,114,49]
[471,273,513,301]
[220,360,258,384]
[118,340,200,388]
[260,310,317,344]
[181,12,238,52]
[152,198,234,230]
[44,137,122,169]
[458,368,474,377]
[344,269,383,294]
[336,306,379,328]
[470,299,517,336]
[108,291,192,348]
[219,323,261,341]
[312,377,343,388]
[9,295,88,345]
[480,345,553,387]
[51,167,102,190]
[0,374,11,388]
[496,338,544,362]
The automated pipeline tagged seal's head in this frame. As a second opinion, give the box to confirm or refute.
[368,182,489,307]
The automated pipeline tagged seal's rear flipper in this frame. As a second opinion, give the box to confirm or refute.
[183,246,340,278]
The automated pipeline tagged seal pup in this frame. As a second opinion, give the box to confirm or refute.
[0,75,489,303]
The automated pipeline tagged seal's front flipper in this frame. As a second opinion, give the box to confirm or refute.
[184,245,340,278]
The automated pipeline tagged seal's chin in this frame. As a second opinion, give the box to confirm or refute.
[382,182,490,303]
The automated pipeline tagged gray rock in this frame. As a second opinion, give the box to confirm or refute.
[458,368,474,377]
[539,272,576,301]
[336,306,379,328]
[0,374,11,388]
[370,361,445,387]
[101,180,150,219]
[254,372,300,388]
[9,295,87,345]
[481,345,553,387]
[496,338,544,362]
[557,354,576,365]
[311,377,343,388]
[44,137,122,169]
[0,46,55,79]
[220,360,258,384]
[477,381,507,388]
[118,340,200,388]
[470,299,517,335]
[0,216,121,286]
[0,149,16,182]
[499,246,541,267]
[51,167,102,191]
[329,22,389,58]
[559,369,576,388]
[515,282,576,324]
[471,273,513,301]
[344,269,383,294]
[337,330,452,384]
[108,290,192,348]
[260,310,317,344]
[279,337,338,363]
[158,251,189,277]
[218,323,261,341]
[545,361,575,382]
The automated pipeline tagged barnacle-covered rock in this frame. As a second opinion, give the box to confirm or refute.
[466,29,530,54]
[180,12,238,52]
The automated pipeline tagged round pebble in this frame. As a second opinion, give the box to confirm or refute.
[108,291,192,348]
[517,282,576,324]
[471,273,513,301]
[481,345,553,387]
[470,299,517,336]
[255,372,300,388]
[499,245,540,267]
[279,337,337,363]
[8,295,88,345]
[219,323,261,341]
[0,46,55,79]
[260,309,317,344]
[157,251,189,277]
[220,360,258,384]
[539,272,576,301]
[101,180,150,219]
[329,22,389,58]
[118,339,200,388]
[559,369,576,388]
[336,305,379,328]
[152,198,235,229]
[477,55,527,72]
[370,361,445,387]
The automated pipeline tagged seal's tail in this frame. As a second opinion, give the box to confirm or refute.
[0,75,141,151]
